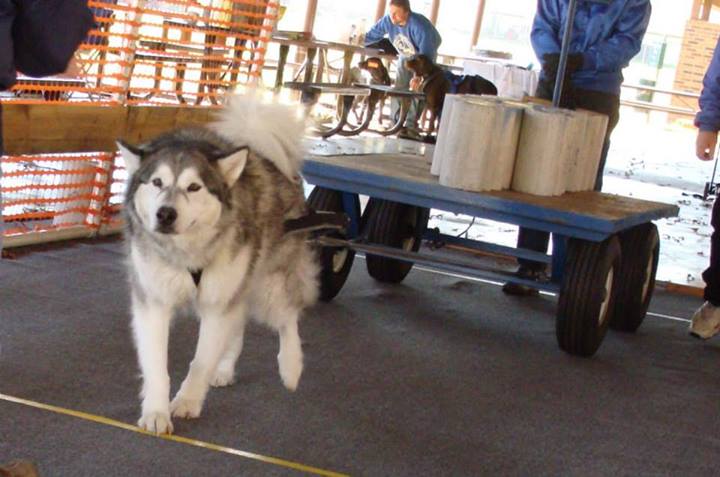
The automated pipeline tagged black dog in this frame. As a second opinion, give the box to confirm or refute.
[404,54,497,135]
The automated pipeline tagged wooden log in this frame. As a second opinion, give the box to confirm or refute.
[566,110,608,192]
[431,93,462,176]
[512,105,582,196]
[439,96,524,192]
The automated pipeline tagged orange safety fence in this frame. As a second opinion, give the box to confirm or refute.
[5,0,279,106]
[1,1,279,246]
[1,153,126,238]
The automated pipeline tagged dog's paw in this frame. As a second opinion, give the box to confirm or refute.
[170,396,203,419]
[138,411,174,435]
[278,354,303,392]
[210,367,236,388]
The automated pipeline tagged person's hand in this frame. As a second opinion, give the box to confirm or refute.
[409,76,422,91]
[542,53,584,77]
[696,130,719,160]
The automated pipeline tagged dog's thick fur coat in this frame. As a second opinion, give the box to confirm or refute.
[119,95,318,434]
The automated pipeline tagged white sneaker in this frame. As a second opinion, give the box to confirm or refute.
[689,301,720,340]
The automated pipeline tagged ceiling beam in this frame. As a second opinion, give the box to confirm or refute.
[471,0,487,49]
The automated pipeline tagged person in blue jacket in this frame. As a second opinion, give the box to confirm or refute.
[503,0,652,296]
[689,38,720,339]
[0,0,93,256]
[364,0,441,140]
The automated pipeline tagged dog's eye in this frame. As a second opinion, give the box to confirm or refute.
[187,183,202,192]
[152,178,163,188]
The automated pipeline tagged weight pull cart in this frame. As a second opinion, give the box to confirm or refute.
[303,150,678,357]
[301,0,679,357]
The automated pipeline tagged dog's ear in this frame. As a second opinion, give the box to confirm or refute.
[215,146,249,187]
[116,139,144,176]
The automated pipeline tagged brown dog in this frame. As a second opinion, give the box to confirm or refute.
[356,57,392,124]
[404,54,497,135]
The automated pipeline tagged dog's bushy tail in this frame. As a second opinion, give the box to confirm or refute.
[213,93,306,180]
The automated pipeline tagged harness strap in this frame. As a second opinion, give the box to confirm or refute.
[283,209,350,236]
[190,270,202,287]
[187,210,348,287]
[420,69,445,91]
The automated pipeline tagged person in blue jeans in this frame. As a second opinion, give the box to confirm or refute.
[690,37,720,339]
[503,0,652,296]
[0,0,93,256]
[364,0,441,140]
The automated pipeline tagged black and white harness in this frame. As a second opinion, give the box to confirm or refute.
[188,209,349,287]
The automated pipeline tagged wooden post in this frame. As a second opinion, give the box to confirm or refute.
[303,0,318,35]
[471,0,487,49]
[429,0,440,24]
[692,0,703,19]
[375,0,385,22]
[702,0,713,20]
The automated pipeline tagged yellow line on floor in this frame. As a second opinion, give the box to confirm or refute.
[0,392,348,477]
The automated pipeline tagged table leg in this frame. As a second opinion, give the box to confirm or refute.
[315,49,326,83]
[176,62,187,104]
[198,33,218,105]
[274,44,290,91]
[303,47,317,84]
[341,50,353,85]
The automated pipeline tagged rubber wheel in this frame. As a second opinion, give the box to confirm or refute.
[609,223,660,332]
[307,187,358,302]
[556,236,622,357]
[364,198,430,283]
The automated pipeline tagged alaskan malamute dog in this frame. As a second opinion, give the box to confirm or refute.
[118,96,319,434]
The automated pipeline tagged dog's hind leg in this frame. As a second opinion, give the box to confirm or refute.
[132,299,174,434]
[210,318,247,387]
[277,316,303,391]
[171,306,246,419]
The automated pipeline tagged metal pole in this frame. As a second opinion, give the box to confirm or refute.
[552,0,577,108]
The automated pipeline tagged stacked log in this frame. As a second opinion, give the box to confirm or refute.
[432,96,608,196]
[435,96,525,192]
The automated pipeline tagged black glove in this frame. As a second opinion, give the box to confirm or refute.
[536,53,583,108]
[542,53,584,78]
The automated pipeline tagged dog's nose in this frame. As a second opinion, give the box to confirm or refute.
[156,206,177,228]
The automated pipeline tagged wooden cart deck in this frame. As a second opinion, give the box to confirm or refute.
[303,150,679,242]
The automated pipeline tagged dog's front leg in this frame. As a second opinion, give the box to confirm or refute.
[171,305,244,419]
[132,298,174,434]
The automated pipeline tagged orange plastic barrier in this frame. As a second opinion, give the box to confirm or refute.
[7,0,278,106]
[1,153,123,236]
[1,1,278,243]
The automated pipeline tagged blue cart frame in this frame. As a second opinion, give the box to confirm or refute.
[302,150,679,356]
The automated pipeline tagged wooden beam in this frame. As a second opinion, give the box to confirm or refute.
[692,0,703,19]
[123,106,216,144]
[471,0,487,49]
[429,0,440,24]
[2,104,216,155]
[375,0,386,22]
[3,104,126,155]
[303,0,318,36]
[703,0,713,20]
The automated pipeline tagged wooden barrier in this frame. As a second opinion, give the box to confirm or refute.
[3,104,216,155]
